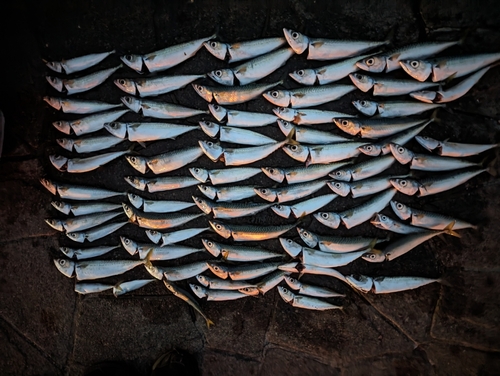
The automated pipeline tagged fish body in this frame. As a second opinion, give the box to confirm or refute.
[209,220,296,241]
[146,227,209,246]
[45,50,115,74]
[49,148,130,173]
[262,161,351,184]
[66,222,127,243]
[47,65,121,95]
[198,184,257,202]
[40,178,124,200]
[349,73,439,96]
[208,104,277,126]
[299,264,347,282]
[274,107,355,125]
[201,238,282,261]
[204,37,286,62]
[256,270,288,295]
[278,287,342,310]
[345,275,374,293]
[263,85,356,108]
[193,196,271,219]
[415,136,499,157]
[121,96,207,119]
[113,279,155,296]
[75,283,113,295]
[302,247,367,268]
[333,117,427,139]
[53,109,129,136]
[128,193,194,213]
[190,166,261,185]
[45,211,122,233]
[147,261,208,281]
[124,176,199,192]
[199,140,286,166]
[59,245,118,260]
[353,99,444,117]
[206,261,297,280]
[123,203,202,230]
[297,227,383,253]
[291,142,368,165]
[196,274,256,290]
[193,81,281,105]
[126,147,202,174]
[51,201,121,216]
[114,74,204,97]
[371,213,427,234]
[105,121,199,142]
[284,276,344,298]
[44,97,123,114]
[272,194,337,219]
[57,135,124,153]
[278,120,351,144]
[54,258,144,280]
[328,174,399,198]
[138,245,204,261]
[255,179,326,203]
[329,155,395,181]
[372,276,440,294]
[200,121,277,145]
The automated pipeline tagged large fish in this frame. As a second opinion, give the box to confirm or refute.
[273,107,355,125]
[201,239,283,261]
[123,203,203,230]
[51,201,121,216]
[45,211,122,233]
[254,179,326,203]
[199,121,277,145]
[189,166,261,185]
[353,99,443,117]
[40,178,124,200]
[204,37,286,63]
[278,287,342,311]
[349,73,439,96]
[54,258,144,280]
[271,194,337,219]
[333,117,428,139]
[208,104,277,126]
[297,227,385,253]
[284,276,344,298]
[146,228,209,246]
[192,195,272,219]
[277,120,351,144]
[49,148,131,173]
[56,135,124,153]
[262,161,352,184]
[197,184,258,202]
[124,176,199,192]
[128,193,195,213]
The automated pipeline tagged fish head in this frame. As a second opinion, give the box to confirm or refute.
[277,286,295,303]
[206,261,229,279]
[282,28,309,54]
[189,284,208,299]
[333,118,361,136]
[356,55,387,73]
[192,84,214,102]
[284,275,301,290]
[192,196,213,215]
[362,249,386,263]
[120,236,139,255]
[390,178,420,196]
[415,135,440,152]
[124,176,147,191]
[127,193,144,209]
[40,178,57,195]
[207,69,234,85]
[327,181,351,197]
[297,228,319,248]
[272,204,291,218]
[330,168,352,182]
[208,104,227,121]
[204,40,228,60]
[46,76,64,92]
[113,78,136,95]
[49,155,68,171]
[199,121,219,138]
[282,144,309,163]
[198,140,223,162]
[370,213,391,229]
[358,143,381,156]
[120,53,144,73]
[289,69,316,85]
[314,212,341,229]
[389,143,414,164]
[198,184,217,200]
[53,258,75,278]
[121,96,141,113]
[122,203,137,222]
[196,274,210,287]
[399,59,432,82]
[277,119,295,137]
[125,155,148,174]
[201,238,222,257]
[349,73,375,92]
[273,107,295,122]
[263,90,290,107]
[390,200,412,220]
[261,167,285,183]
[409,90,436,103]
[44,218,64,232]
[352,100,378,116]
[209,220,231,239]
[59,247,74,258]
[345,274,374,292]
[104,122,128,139]
[51,200,71,215]
[279,237,302,258]
[56,138,74,151]
[145,230,162,244]
[66,232,85,242]
[52,120,71,134]
[254,187,277,202]
[239,287,259,296]
[189,167,210,183]
[45,60,63,73]
[43,96,62,110]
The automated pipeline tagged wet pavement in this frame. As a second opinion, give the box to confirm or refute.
[1,0,500,375]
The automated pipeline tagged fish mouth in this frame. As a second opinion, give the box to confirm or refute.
[49,155,68,171]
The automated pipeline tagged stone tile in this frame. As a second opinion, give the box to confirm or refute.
[0,237,75,371]
[430,271,500,351]
[341,351,432,376]
[200,350,260,376]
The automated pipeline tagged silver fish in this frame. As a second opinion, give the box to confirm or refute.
[46,65,121,95]
[273,107,355,125]
[190,284,249,301]
[209,220,296,241]
[49,148,131,173]
[138,244,205,261]
[333,117,428,139]
[54,258,144,280]
[114,74,204,97]
[104,121,199,142]
[277,120,351,144]
[272,194,337,219]
[198,184,258,202]
[208,104,277,127]
[299,264,347,283]
[40,178,124,200]
[192,81,281,105]
[329,155,395,181]
[297,227,384,253]
[123,203,203,230]
[372,276,441,294]
[128,193,194,213]
[51,201,121,216]
[262,161,352,184]
[370,213,427,234]
[75,283,113,295]
[254,179,326,203]
[146,228,209,246]
[204,37,286,63]
[328,174,402,198]
[278,287,342,311]
[284,142,368,165]
[199,121,277,145]
[52,109,129,136]
[43,97,123,114]
[283,28,388,60]
[124,176,199,192]
[45,211,122,233]
[353,99,443,117]
[59,245,119,260]
[196,274,256,290]
[125,146,202,174]
[113,279,155,297]
[190,166,261,185]
[302,247,367,268]
[121,34,215,73]
[121,96,207,119]
[415,135,499,157]
[256,270,288,295]
[57,135,124,153]
[45,50,115,74]
[193,196,271,219]
[201,238,283,261]
[208,48,294,85]
[66,222,127,243]
[263,84,356,108]
[279,238,305,258]
[206,261,297,280]
[145,258,208,281]
[349,73,439,96]
[284,276,344,298]
[120,236,155,256]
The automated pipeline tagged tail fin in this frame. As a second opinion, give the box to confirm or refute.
[383,26,396,46]
[284,126,298,145]
[429,108,441,124]
[443,221,460,238]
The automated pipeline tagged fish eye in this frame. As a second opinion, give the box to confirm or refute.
[110,122,118,128]
[297,70,304,76]
[290,145,298,151]
[130,194,137,199]
[396,203,403,209]
[214,70,222,77]
[125,55,132,61]
[125,97,132,104]
[366,145,373,151]
[215,224,222,230]
[276,205,283,210]
[207,141,213,147]
[197,85,204,91]
[283,121,291,128]
[321,213,329,219]
[341,120,348,126]
[207,241,213,246]
[130,156,136,163]
[195,168,200,173]
[214,266,220,271]
[289,277,296,282]
[54,121,62,126]
[261,189,269,194]
[286,239,292,244]
[150,231,158,235]
[303,231,309,236]
[119,79,126,85]
[335,171,342,176]
[422,136,429,140]
[292,32,299,39]
[269,168,275,174]
[271,91,279,98]
[213,105,219,110]
[355,74,362,79]
[124,239,130,244]
[381,215,387,221]
[194,286,200,290]
[400,180,407,187]
[366,58,375,66]
[410,61,419,68]
[360,101,367,106]
[335,183,341,188]
[59,259,66,266]
[369,253,376,259]
[210,41,217,48]
[397,147,405,153]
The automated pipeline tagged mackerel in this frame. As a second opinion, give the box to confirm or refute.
[199,121,277,145]
[299,264,347,283]
[328,175,401,198]
[51,201,121,216]
[146,228,209,246]
[52,109,129,135]
[204,37,286,63]
[278,287,342,311]
[123,203,203,230]
[263,84,355,108]
[206,261,298,280]
[66,222,127,243]
[47,65,121,95]
[75,283,113,295]
[353,99,443,117]
[201,238,283,261]
[190,284,249,301]
[302,247,367,268]
[189,166,261,185]
[45,211,122,233]
[415,136,499,157]
[124,176,199,192]
[59,245,119,260]
[49,148,131,173]
[128,193,194,213]
[262,161,352,184]
[125,146,202,174]
[56,135,124,153]
[114,74,204,97]
[256,270,288,295]
[40,178,124,200]
[333,117,428,139]
[145,260,208,281]
[44,97,123,114]
[329,155,395,181]
[254,179,326,203]
[297,227,385,253]
[198,184,258,202]
[208,104,277,127]
[54,258,144,280]
[121,96,207,119]
[372,276,441,294]
[196,275,256,290]
[113,279,155,297]
[349,73,439,96]
[104,121,199,142]
[284,142,368,165]
[209,220,296,241]
[193,81,281,105]
[370,213,427,234]
[45,50,115,74]
[193,196,271,219]
[274,107,355,125]
[272,194,337,218]
[284,276,344,298]
[278,120,351,144]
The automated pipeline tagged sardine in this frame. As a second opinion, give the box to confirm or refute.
[372,276,441,294]
[45,50,115,74]
[254,180,326,203]
[190,284,249,301]
[121,96,207,119]
[125,146,202,174]
[193,196,271,219]
[302,247,367,268]
[128,193,194,213]
[256,270,288,295]
[57,135,124,153]
[189,166,261,185]
[49,148,131,173]
[297,227,384,253]
[201,238,282,261]
[47,65,121,95]
[299,264,347,283]
[145,257,208,281]
[284,276,344,298]
[273,107,355,125]
[59,245,119,260]
[263,84,356,108]
[114,74,204,97]
[345,274,374,293]
[284,142,368,165]
[104,121,199,142]
[333,117,428,139]
[113,279,155,297]
[204,37,286,63]
[123,203,203,230]
[51,201,121,216]
[328,174,402,198]
[44,97,123,114]
[206,261,297,280]
[40,178,124,200]
[370,213,427,234]
[209,220,296,241]
[272,194,337,219]
[199,121,277,145]
[66,222,127,243]
[146,228,209,246]
[138,244,205,261]
[349,73,439,96]
[329,155,395,181]
[198,184,258,202]
[278,287,342,311]
[208,104,277,127]
[120,236,156,256]
[75,283,113,295]
[196,274,256,290]
[124,176,199,192]
[277,120,351,144]
[54,258,144,280]
[192,81,281,105]
[262,161,352,184]
[353,99,443,117]
[45,211,122,233]
[52,109,129,136]
[415,135,499,157]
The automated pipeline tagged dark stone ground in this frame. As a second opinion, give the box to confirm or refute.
[0,0,500,375]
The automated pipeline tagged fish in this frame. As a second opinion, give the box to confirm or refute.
[121,96,207,119]
[208,48,294,85]
[192,81,281,105]
[277,287,342,311]
[40,178,124,200]
[283,28,388,60]
[415,135,499,157]
[284,142,368,165]
[145,257,209,281]
[390,143,480,171]
[113,279,155,297]
[315,188,396,229]
[301,247,367,268]
[54,258,144,280]
[254,179,327,203]
[329,155,395,181]
[277,120,351,144]
[193,196,272,219]
[49,148,131,173]
[271,194,338,219]
[345,274,374,293]
[196,274,256,290]
[209,220,296,241]
[263,84,356,108]
[273,107,356,125]
[206,261,298,280]
[299,264,347,282]
[114,74,205,97]
[56,135,124,153]
[189,166,261,185]
[363,222,459,262]
[43,97,123,114]
[121,34,215,73]
[45,211,122,233]
[146,228,209,246]
[45,50,115,74]
[163,280,214,328]
[201,238,283,261]
[399,52,500,82]
[390,200,477,230]
[204,37,286,63]
[52,109,129,136]
[262,161,352,184]
[198,184,258,202]
[284,276,345,298]
[75,283,113,295]
[120,236,159,256]
[66,222,128,243]
[123,203,203,230]
[59,245,119,260]
[370,213,427,234]
[128,193,194,213]
[125,146,202,174]
[189,284,249,301]
[124,176,199,192]
[356,40,460,73]
[328,174,404,198]
[256,270,289,295]
[199,121,277,145]
[208,104,277,126]
[349,73,439,96]
[352,99,444,117]
[297,227,385,253]
[46,65,122,95]
[51,201,121,216]
[372,276,441,294]
[333,117,428,139]
[104,121,199,142]
[137,244,205,261]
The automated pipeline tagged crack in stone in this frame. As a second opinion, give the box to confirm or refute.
[65,294,81,375]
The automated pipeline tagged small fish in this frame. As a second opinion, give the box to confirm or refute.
[328,174,403,198]
[66,222,128,243]
[196,274,256,290]
[372,276,442,294]
[302,247,367,268]
[209,220,296,241]
[114,74,204,97]
[47,65,122,95]
[190,284,249,301]
[263,85,356,108]
[272,194,337,219]
[277,120,351,144]
[204,37,286,63]
[284,142,368,166]
[190,166,261,185]
[40,178,124,200]
[57,135,124,153]
[206,261,298,280]
[201,238,283,261]
[199,121,277,145]
[52,109,129,136]
[119,236,150,256]
[256,270,288,295]
[54,258,144,280]
[277,286,342,311]
[75,283,113,295]
[104,121,199,142]
[299,264,347,283]
[262,161,352,184]
[51,201,121,216]
[193,196,272,219]
[45,50,115,74]
[333,117,428,139]
[198,184,258,202]
[193,81,281,105]
[208,104,277,127]
[123,203,203,230]
[44,97,123,114]
[370,213,427,234]
[113,279,155,297]
[297,227,384,253]
[353,99,444,117]
[45,211,122,233]
[329,155,395,181]
[128,193,194,213]
[50,148,131,173]
[415,136,499,157]
[146,228,209,246]
[137,245,205,261]
[254,179,326,203]
[146,258,208,281]
[125,146,202,174]
[121,96,207,119]
[59,245,119,260]
[284,276,345,298]
[349,73,439,96]
[273,107,355,125]
[124,176,199,193]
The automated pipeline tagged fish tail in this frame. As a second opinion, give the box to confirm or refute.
[429,108,441,124]
[484,157,497,176]
[284,126,298,145]
[205,318,215,329]
[112,281,124,297]
[144,248,154,266]
[437,277,452,287]
[383,26,396,46]
[458,28,472,46]
[443,221,460,238]
[367,238,378,250]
